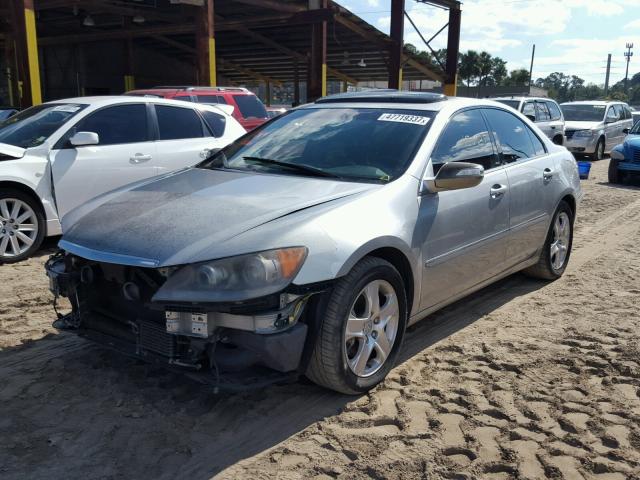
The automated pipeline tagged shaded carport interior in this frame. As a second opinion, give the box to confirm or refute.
[1,0,460,107]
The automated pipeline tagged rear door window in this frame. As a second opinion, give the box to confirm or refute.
[535,102,551,122]
[155,105,205,140]
[483,108,543,163]
[174,95,195,102]
[431,109,500,171]
[196,95,219,104]
[546,101,562,121]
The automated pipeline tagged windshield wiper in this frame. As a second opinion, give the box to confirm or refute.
[243,156,340,179]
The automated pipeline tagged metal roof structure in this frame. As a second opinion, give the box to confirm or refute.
[13,0,443,86]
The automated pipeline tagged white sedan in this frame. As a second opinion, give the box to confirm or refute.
[0,96,246,262]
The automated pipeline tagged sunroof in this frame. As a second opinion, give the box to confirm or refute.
[316,90,447,104]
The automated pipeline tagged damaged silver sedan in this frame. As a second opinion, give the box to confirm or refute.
[46,91,582,394]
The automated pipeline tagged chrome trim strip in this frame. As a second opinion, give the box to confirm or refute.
[58,240,160,267]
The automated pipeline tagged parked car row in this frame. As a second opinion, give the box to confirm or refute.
[125,86,270,132]
[44,90,583,394]
[0,96,245,262]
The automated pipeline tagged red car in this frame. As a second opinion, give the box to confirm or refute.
[126,86,268,131]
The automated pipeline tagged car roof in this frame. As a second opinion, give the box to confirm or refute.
[492,96,554,102]
[128,86,252,95]
[560,100,625,106]
[47,95,233,114]
[300,94,512,113]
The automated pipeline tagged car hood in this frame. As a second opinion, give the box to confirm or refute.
[618,134,640,153]
[564,121,602,131]
[60,168,375,267]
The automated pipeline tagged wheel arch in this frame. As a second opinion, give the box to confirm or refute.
[0,181,45,215]
[558,193,576,219]
[335,237,418,316]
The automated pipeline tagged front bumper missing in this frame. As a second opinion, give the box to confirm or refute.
[46,252,316,387]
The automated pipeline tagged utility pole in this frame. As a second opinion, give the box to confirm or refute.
[624,42,634,95]
[604,53,612,97]
[528,44,536,93]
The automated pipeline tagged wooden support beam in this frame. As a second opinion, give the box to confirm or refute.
[231,0,303,13]
[388,0,404,89]
[307,0,327,101]
[444,2,461,96]
[229,21,356,84]
[195,0,216,86]
[152,36,282,87]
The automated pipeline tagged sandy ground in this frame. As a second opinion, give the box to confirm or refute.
[1,159,639,480]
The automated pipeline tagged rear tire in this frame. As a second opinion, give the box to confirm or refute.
[608,158,622,184]
[306,257,407,394]
[523,201,573,280]
[0,189,46,264]
[590,137,605,161]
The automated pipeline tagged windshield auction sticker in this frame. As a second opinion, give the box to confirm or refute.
[377,113,431,126]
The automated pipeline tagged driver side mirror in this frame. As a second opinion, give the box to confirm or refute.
[623,127,630,134]
[525,114,536,122]
[69,131,99,147]
[422,161,485,194]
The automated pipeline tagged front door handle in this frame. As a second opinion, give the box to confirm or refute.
[490,184,507,198]
[130,153,152,164]
[543,168,554,180]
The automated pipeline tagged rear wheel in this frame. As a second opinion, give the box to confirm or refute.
[306,257,407,394]
[590,137,605,161]
[608,158,622,184]
[523,201,573,280]
[0,189,45,264]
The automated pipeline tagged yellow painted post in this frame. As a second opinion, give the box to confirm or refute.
[209,37,217,87]
[124,75,135,91]
[443,77,458,96]
[321,63,327,97]
[23,1,42,105]
[398,68,403,91]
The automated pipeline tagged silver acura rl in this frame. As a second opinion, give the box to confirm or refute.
[46,91,582,394]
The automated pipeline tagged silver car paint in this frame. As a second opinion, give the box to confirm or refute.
[562,102,633,154]
[59,98,582,325]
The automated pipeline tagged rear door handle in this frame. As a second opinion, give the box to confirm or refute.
[490,184,507,198]
[130,153,152,164]
[543,168,554,180]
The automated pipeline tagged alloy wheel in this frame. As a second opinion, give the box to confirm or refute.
[550,211,570,270]
[0,198,39,259]
[344,279,399,378]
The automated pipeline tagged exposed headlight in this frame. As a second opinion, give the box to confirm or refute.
[573,130,594,138]
[152,247,308,303]
[610,149,625,160]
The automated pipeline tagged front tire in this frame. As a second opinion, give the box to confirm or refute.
[306,257,408,394]
[590,137,605,161]
[523,201,573,280]
[0,189,46,264]
[608,158,622,184]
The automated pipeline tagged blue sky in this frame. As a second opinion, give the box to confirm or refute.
[338,0,640,85]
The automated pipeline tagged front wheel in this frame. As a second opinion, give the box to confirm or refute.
[608,158,622,184]
[523,201,573,280]
[0,189,46,264]
[306,257,407,394]
[590,138,605,161]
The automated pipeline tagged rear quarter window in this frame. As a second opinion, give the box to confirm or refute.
[232,95,268,119]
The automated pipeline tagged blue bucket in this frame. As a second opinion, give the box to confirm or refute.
[577,161,591,180]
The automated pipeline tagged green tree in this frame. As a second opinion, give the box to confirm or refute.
[504,68,530,86]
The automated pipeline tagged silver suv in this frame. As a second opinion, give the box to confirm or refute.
[46,92,582,394]
[560,101,634,160]
[494,97,565,145]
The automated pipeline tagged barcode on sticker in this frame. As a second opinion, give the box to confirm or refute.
[378,113,430,126]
